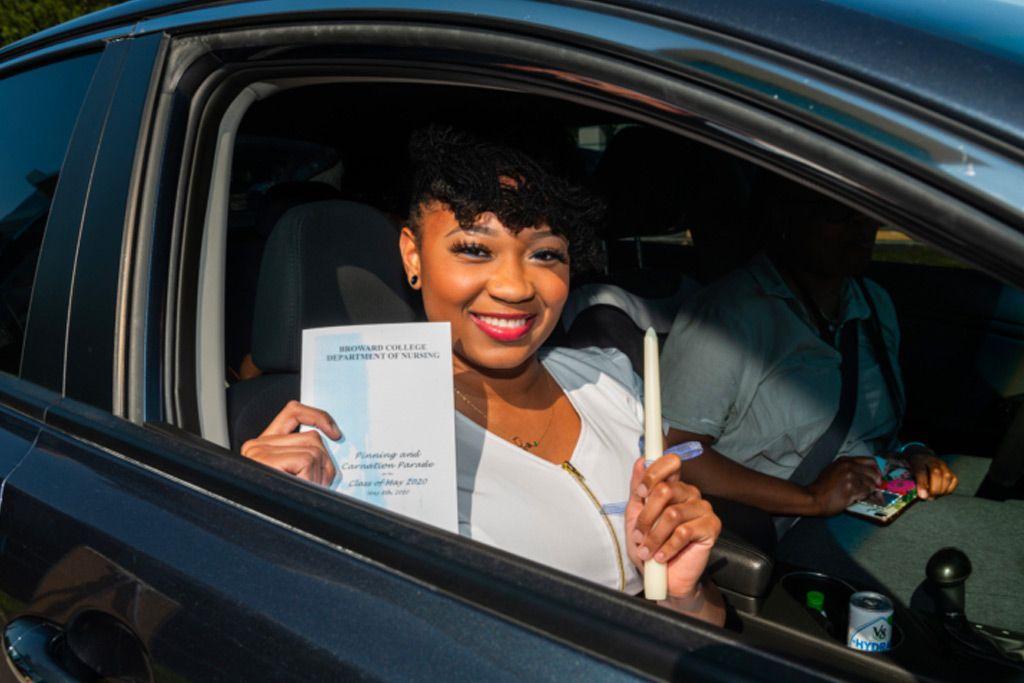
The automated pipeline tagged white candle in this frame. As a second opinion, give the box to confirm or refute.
[642,327,668,600]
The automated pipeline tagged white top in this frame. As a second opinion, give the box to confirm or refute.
[661,252,904,481]
[561,280,700,334]
[456,346,644,595]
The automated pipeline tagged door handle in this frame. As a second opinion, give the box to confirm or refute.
[4,612,151,682]
[4,617,77,682]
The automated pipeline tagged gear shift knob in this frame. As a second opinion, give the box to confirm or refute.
[927,547,972,617]
[925,547,1023,666]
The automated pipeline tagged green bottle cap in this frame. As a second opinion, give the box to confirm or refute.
[806,590,825,611]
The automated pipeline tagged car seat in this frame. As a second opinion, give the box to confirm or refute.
[226,199,420,450]
[561,128,763,372]
[225,181,344,381]
[589,125,695,290]
[560,126,700,371]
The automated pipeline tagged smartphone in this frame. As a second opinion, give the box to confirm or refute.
[845,459,917,524]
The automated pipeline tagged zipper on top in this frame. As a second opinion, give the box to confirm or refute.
[561,461,627,591]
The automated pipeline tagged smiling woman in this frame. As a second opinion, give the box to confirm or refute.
[400,127,578,372]
[402,203,572,377]
[240,125,726,625]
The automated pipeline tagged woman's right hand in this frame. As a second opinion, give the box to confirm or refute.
[240,400,341,486]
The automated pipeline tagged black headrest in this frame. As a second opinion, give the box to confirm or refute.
[253,181,343,238]
[251,200,419,373]
[592,126,698,240]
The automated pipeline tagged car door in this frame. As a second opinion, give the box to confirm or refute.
[0,31,643,683]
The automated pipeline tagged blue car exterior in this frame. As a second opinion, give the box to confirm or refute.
[1,1,1023,680]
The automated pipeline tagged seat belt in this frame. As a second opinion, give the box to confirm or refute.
[774,320,860,536]
[857,277,904,425]
[789,318,861,487]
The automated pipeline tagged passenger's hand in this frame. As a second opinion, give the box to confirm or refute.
[627,455,721,600]
[905,448,958,499]
[806,456,881,516]
[240,400,341,486]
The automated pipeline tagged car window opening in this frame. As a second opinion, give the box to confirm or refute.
[199,77,1024,639]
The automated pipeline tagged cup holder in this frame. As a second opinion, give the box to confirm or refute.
[780,572,903,651]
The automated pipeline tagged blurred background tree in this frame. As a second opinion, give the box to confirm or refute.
[1,0,125,47]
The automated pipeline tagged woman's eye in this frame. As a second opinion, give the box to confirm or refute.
[450,241,491,259]
[531,248,569,264]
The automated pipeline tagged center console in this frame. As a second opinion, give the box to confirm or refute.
[706,501,1024,681]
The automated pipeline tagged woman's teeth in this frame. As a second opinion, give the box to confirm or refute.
[477,315,529,328]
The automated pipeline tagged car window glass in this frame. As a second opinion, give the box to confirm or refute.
[872,226,970,269]
[574,124,607,151]
[0,52,101,374]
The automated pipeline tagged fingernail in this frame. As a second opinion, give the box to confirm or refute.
[654,551,666,563]
[637,546,651,560]
[631,530,643,544]
[636,484,648,498]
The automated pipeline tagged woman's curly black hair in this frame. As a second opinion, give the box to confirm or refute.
[406,125,604,275]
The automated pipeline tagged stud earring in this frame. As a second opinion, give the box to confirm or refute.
[410,275,419,286]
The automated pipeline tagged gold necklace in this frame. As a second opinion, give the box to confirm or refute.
[454,377,558,452]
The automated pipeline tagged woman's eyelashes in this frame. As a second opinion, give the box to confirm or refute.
[449,240,491,259]
[531,247,569,264]
[447,240,568,265]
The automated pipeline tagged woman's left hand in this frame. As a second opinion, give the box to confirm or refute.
[626,455,721,601]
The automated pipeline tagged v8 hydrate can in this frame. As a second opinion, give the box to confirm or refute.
[847,591,894,652]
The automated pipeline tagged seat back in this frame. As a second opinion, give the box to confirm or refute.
[225,181,344,378]
[227,200,419,449]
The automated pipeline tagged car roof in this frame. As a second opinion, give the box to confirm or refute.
[611,0,1024,148]
[4,0,1024,147]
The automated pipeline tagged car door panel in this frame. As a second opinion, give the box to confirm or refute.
[0,375,60,491]
[0,397,646,681]
[0,406,40,484]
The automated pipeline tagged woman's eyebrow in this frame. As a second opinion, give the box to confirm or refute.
[525,229,557,240]
[444,224,495,237]
[442,224,559,239]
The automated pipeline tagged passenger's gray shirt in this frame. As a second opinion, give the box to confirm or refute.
[660,252,903,482]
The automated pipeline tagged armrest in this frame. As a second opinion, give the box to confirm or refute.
[705,495,776,603]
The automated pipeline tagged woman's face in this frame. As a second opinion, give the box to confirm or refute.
[399,201,570,374]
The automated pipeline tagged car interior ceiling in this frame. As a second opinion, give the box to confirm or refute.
[217,81,1024,625]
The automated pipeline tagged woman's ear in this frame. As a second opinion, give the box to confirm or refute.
[399,226,422,289]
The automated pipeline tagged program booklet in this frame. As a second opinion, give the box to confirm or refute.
[845,456,917,525]
[301,322,458,533]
